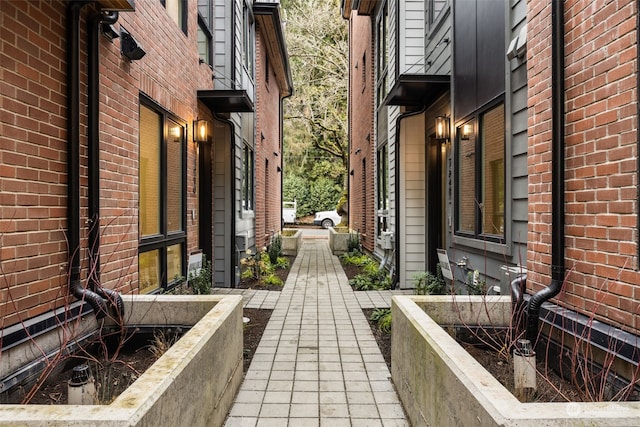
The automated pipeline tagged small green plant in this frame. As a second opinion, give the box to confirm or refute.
[188,256,213,295]
[349,265,391,291]
[341,250,372,267]
[268,234,282,264]
[274,256,289,270]
[347,231,361,253]
[262,273,283,286]
[413,264,446,295]
[240,247,286,287]
[466,269,486,295]
[370,308,392,333]
[350,274,376,290]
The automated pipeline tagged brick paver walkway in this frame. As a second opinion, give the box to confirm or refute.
[222,238,410,426]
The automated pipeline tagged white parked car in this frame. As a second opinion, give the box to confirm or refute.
[282,200,297,224]
[313,210,342,229]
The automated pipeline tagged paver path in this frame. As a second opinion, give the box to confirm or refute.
[224,238,410,426]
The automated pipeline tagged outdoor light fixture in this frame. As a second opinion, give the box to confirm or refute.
[120,28,146,60]
[193,119,209,143]
[461,123,473,140]
[435,116,450,141]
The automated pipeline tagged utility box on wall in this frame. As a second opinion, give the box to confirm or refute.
[499,265,527,295]
[380,231,394,250]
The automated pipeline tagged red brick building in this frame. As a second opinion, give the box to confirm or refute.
[528,1,639,334]
[0,0,290,391]
[342,4,376,252]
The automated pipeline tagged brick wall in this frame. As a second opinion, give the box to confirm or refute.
[347,11,376,252]
[1,0,214,327]
[527,0,639,333]
[255,23,284,249]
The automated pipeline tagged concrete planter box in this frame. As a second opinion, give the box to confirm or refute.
[328,227,350,255]
[281,228,303,256]
[391,295,640,426]
[0,295,243,427]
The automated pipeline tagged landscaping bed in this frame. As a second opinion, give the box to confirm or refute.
[25,307,272,405]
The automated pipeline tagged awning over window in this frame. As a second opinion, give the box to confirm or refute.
[197,89,254,113]
[383,74,450,107]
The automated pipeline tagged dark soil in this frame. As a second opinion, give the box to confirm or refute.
[460,341,586,402]
[362,313,594,403]
[24,308,272,405]
[363,308,392,370]
[242,308,272,372]
[26,331,172,405]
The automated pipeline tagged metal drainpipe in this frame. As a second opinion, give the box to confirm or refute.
[67,1,108,318]
[392,105,426,288]
[526,0,565,343]
[88,10,124,317]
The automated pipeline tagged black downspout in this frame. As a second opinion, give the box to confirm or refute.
[392,106,427,289]
[67,2,108,318]
[526,0,565,343]
[88,10,124,317]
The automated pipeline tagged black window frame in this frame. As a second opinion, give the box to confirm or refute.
[138,96,187,293]
[197,0,213,66]
[454,99,506,244]
[242,143,255,212]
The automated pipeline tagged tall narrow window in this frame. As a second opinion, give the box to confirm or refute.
[161,0,187,34]
[197,0,213,65]
[377,143,389,236]
[243,1,255,78]
[376,2,389,106]
[362,158,367,229]
[242,144,254,211]
[361,52,367,93]
[455,103,505,241]
[139,101,186,293]
[428,0,448,29]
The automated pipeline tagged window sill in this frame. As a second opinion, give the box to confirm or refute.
[451,233,510,257]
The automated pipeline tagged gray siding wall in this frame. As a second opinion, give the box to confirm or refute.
[212,0,256,287]
[446,0,527,292]
[399,0,425,74]
[214,0,233,89]
[508,0,528,268]
[424,3,451,75]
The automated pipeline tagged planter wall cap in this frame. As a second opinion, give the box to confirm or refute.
[392,296,640,426]
[0,294,243,427]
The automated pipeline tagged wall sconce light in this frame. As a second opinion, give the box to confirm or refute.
[461,123,473,140]
[349,170,354,176]
[435,116,450,141]
[273,151,279,157]
[193,119,209,143]
[277,166,282,173]
[120,28,146,60]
